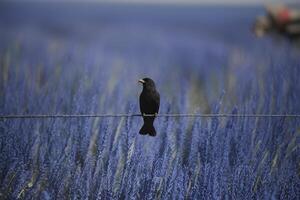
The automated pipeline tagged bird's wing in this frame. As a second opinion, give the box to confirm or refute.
[139,93,145,113]
[154,91,160,113]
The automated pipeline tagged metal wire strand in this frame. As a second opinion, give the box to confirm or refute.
[0,113,300,119]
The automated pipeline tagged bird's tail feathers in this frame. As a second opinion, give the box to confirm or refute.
[139,123,156,136]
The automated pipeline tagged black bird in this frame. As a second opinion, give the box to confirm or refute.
[138,78,160,136]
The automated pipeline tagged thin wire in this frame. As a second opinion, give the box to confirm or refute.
[0,113,300,119]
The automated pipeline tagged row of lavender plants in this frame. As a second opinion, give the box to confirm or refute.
[0,6,299,199]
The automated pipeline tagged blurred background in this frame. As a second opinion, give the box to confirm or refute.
[1,0,299,113]
[0,1,299,199]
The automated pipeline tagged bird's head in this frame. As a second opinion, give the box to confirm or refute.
[138,78,156,90]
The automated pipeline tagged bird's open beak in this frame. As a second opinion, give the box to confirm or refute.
[138,79,145,84]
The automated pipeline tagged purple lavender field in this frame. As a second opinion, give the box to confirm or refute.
[0,2,299,199]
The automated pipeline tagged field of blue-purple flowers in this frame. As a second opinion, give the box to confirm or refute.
[0,3,299,199]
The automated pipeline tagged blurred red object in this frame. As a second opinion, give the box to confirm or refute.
[254,5,300,39]
[277,7,290,24]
